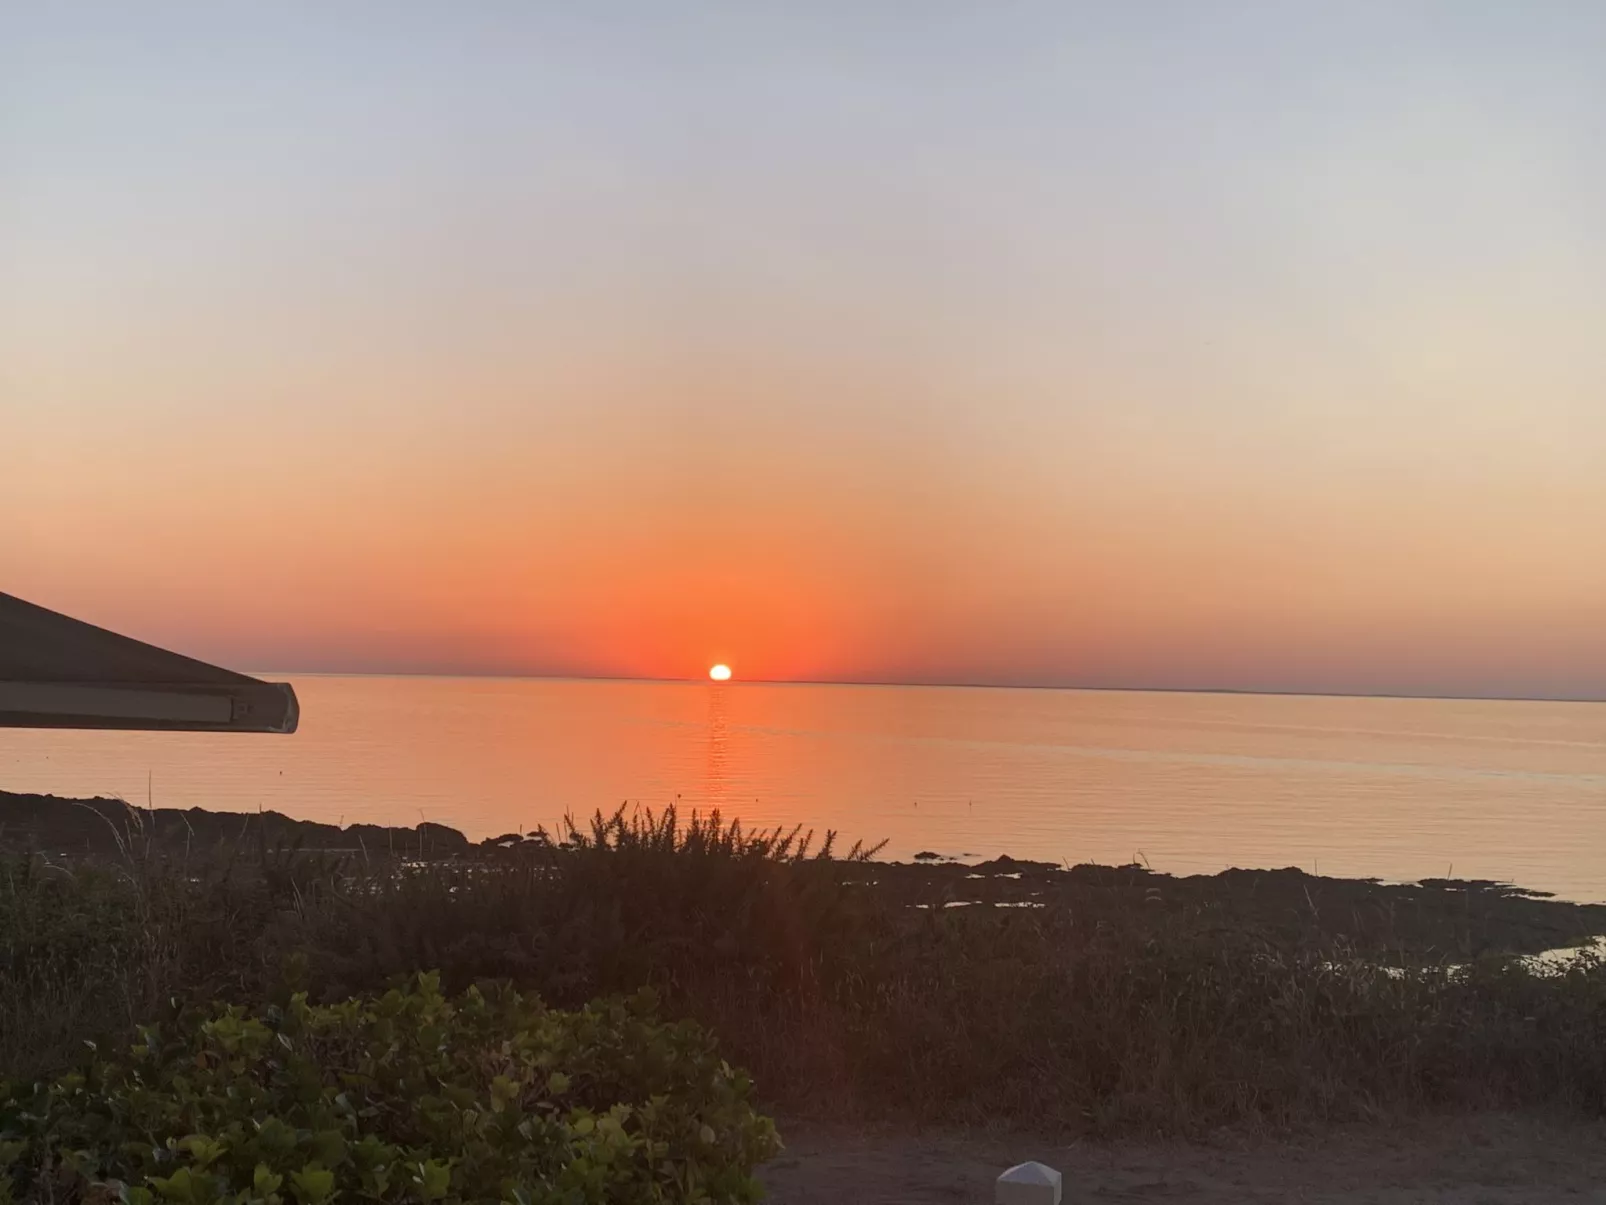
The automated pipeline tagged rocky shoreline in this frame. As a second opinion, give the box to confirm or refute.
[0,790,471,859]
[5,789,1602,958]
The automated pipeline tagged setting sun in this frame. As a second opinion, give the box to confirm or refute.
[709,664,732,682]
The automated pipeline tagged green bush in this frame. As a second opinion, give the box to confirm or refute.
[0,973,779,1204]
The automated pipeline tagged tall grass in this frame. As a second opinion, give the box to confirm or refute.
[5,806,1606,1134]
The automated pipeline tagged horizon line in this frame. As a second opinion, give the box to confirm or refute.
[248,669,1606,707]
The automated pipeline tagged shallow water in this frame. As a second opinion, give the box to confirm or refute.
[2,677,1604,899]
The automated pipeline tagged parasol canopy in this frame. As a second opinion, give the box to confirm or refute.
[0,591,298,732]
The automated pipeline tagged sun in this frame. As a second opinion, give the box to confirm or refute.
[708,664,732,682]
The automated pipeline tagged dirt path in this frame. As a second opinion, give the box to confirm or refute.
[761,1114,1606,1203]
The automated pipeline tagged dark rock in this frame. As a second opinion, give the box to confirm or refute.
[0,791,471,858]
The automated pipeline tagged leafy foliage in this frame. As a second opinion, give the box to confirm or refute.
[0,974,779,1204]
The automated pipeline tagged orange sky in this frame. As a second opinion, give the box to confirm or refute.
[4,6,1605,698]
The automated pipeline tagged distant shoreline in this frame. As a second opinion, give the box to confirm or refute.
[240,671,1606,706]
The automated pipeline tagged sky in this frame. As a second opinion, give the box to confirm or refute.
[3,2,1604,698]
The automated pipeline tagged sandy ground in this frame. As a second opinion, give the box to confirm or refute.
[760,1114,1606,1203]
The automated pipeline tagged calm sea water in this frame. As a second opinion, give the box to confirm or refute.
[3,677,1604,899]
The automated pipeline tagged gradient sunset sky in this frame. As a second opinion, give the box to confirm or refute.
[4,3,1604,698]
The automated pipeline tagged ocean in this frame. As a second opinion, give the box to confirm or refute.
[3,676,1604,899]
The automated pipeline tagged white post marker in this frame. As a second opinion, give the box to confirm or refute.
[996,1161,1062,1205]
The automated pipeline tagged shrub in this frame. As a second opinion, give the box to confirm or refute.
[0,849,305,1082]
[301,808,888,1004]
[0,973,780,1204]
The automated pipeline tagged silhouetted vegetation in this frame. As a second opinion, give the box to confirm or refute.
[5,798,1606,1146]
